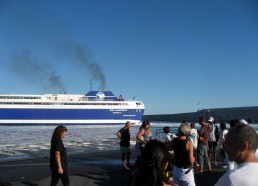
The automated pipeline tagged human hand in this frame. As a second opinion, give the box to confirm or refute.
[58,167,63,174]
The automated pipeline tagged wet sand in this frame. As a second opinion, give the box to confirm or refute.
[0,149,226,186]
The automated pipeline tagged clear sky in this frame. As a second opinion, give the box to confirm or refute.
[0,0,258,115]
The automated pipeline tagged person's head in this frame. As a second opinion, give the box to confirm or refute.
[125,121,132,129]
[190,122,195,129]
[141,120,150,130]
[178,123,191,137]
[229,119,240,128]
[198,116,206,125]
[224,124,258,164]
[220,122,226,130]
[163,126,170,134]
[137,140,170,186]
[208,117,215,124]
[51,125,68,142]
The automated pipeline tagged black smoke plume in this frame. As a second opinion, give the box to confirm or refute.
[9,50,66,93]
[63,43,106,90]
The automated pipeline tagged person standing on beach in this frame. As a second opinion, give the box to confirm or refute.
[189,122,199,166]
[198,116,212,173]
[172,123,195,186]
[136,120,152,152]
[215,124,258,186]
[208,117,218,165]
[50,125,69,186]
[116,121,132,170]
[219,122,228,167]
[163,126,176,149]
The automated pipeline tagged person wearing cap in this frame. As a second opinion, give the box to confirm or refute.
[208,117,218,166]
[198,116,212,173]
[215,124,258,186]
[240,119,248,125]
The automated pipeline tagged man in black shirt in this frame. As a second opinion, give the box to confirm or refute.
[116,121,132,170]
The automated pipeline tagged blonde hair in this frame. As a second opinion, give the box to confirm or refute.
[178,123,191,136]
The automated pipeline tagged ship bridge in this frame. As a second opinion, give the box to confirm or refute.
[85,91,118,101]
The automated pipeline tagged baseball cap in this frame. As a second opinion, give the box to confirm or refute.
[208,117,214,122]
[240,119,248,125]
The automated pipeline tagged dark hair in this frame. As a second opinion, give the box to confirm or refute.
[51,125,67,143]
[135,140,169,186]
[141,120,150,130]
[199,116,205,122]
[163,126,170,134]
[229,119,239,128]
[220,122,226,130]
[226,124,258,152]
[190,122,195,128]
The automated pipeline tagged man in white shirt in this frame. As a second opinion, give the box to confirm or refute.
[215,124,258,186]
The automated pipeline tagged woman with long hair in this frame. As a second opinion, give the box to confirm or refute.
[133,140,171,186]
[50,125,69,186]
[136,120,152,152]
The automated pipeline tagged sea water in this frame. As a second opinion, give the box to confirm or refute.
[0,122,257,162]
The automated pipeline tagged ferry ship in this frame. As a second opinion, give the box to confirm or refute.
[0,90,145,125]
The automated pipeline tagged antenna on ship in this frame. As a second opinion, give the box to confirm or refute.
[90,79,92,91]
[197,100,201,111]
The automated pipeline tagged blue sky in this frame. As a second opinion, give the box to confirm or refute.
[0,0,258,115]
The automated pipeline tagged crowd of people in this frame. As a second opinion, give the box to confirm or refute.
[117,118,258,186]
[49,117,258,186]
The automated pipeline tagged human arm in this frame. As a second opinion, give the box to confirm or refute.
[136,129,146,143]
[55,151,63,174]
[187,140,195,165]
[116,130,122,139]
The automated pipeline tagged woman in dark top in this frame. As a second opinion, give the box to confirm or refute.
[172,122,195,186]
[50,125,69,186]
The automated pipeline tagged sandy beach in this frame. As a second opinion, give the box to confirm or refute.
[0,148,226,186]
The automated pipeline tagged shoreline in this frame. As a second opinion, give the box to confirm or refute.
[0,149,226,186]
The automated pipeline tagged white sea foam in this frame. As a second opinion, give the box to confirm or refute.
[1,122,256,162]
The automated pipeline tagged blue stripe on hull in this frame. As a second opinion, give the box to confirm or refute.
[0,108,144,120]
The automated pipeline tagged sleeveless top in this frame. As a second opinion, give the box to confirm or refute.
[136,127,152,143]
[173,138,190,168]
[143,129,152,142]
[119,127,130,147]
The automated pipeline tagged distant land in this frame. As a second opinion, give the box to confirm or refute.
[143,106,258,123]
